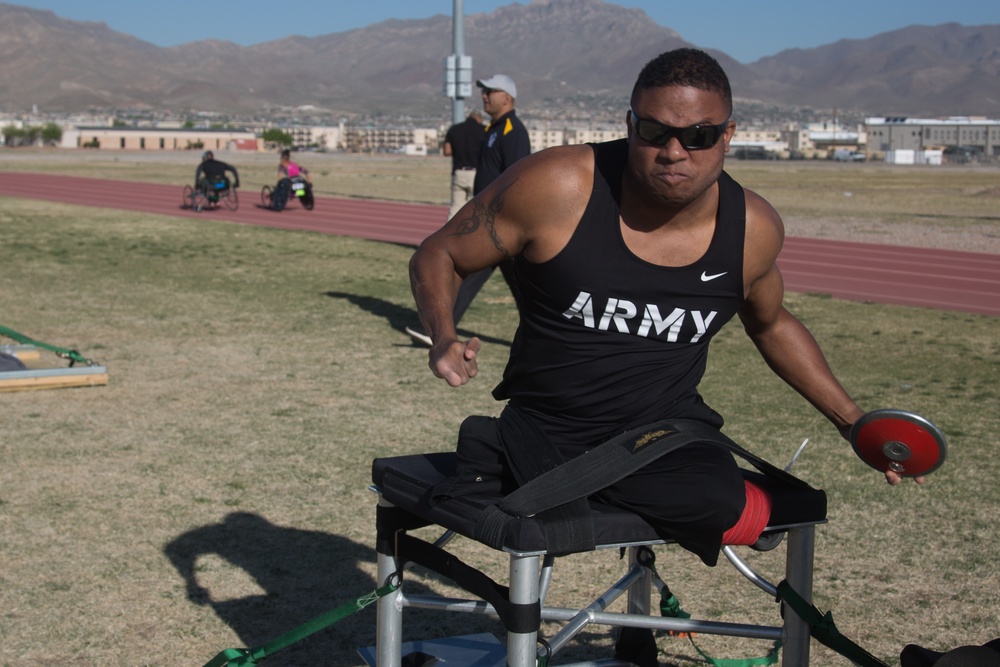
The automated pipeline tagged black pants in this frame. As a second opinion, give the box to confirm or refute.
[437,414,746,566]
[594,442,745,565]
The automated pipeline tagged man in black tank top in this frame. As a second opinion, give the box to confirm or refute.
[408,48,924,566]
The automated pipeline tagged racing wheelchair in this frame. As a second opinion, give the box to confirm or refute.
[261,176,314,211]
[183,178,239,212]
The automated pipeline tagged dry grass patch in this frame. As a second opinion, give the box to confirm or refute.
[726,162,1000,253]
[0,160,997,666]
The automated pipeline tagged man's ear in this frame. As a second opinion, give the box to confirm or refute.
[722,119,736,153]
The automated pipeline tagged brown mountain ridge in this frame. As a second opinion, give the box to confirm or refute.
[0,0,997,118]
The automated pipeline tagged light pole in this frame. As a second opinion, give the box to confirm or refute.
[444,0,472,125]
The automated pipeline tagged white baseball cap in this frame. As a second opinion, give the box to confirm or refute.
[476,74,517,99]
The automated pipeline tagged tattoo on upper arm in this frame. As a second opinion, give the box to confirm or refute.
[450,180,515,255]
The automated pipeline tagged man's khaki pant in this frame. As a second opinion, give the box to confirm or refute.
[449,168,476,220]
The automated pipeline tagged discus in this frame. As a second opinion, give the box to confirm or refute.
[849,409,947,477]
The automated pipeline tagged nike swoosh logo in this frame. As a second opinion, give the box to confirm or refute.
[700,271,728,282]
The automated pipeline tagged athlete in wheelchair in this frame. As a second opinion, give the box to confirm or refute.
[261,148,314,211]
[186,150,240,211]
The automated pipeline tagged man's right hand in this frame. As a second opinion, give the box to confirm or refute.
[429,336,481,387]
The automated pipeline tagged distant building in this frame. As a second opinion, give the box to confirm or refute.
[866,117,1000,161]
[564,128,626,145]
[783,127,815,154]
[805,121,866,156]
[247,124,344,151]
[342,126,438,154]
[64,126,259,152]
[729,127,787,159]
[38,114,999,164]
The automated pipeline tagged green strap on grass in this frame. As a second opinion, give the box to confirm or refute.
[777,580,889,667]
[661,587,780,667]
[685,635,782,667]
[645,549,780,667]
[201,579,399,667]
[652,562,884,667]
[0,324,95,366]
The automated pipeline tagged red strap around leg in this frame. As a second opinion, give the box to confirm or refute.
[722,481,772,545]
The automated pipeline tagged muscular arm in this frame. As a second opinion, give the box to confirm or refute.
[740,266,863,432]
[738,191,917,485]
[739,192,863,430]
[409,178,521,386]
[409,145,591,386]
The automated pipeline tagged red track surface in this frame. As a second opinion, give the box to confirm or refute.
[3,172,998,317]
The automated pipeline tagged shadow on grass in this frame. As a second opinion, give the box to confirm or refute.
[323,291,511,348]
[163,512,636,665]
[164,512,387,665]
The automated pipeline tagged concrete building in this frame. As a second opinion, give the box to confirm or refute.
[805,121,866,156]
[528,127,567,150]
[309,126,342,151]
[866,117,1000,160]
[342,125,439,154]
[564,128,627,145]
[246,124,344,151]
[64,126,259,152]
[782,127,816,154]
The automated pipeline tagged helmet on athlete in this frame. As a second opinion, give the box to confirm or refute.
[201,150,214,161]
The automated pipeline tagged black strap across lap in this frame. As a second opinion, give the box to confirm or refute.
[474,405,814,554]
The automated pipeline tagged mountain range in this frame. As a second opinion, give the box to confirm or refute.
[1,0,998,120]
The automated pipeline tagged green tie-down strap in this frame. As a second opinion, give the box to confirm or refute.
[646,548,780,667]
[0,324,96,366]
[685,635,782,667]
[664,587,780,667]
[777,580,889,667]
[201,578,400,667]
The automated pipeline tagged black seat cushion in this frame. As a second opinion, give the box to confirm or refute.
[373,452,826,555]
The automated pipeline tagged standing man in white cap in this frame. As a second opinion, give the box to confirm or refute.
[408,74,530,347]
[472,74,531,195]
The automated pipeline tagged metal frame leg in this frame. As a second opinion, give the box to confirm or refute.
[782,525,816,667]
[507,554,541,667]
[375,497,402,667]
[625,546,652,616]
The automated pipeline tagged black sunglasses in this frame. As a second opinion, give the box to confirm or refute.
[629,111,730,150]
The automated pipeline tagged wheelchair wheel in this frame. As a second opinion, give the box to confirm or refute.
[182,185,194,209]
[260,185,272,209]
[222,187,239,211]
[301,186,314,211]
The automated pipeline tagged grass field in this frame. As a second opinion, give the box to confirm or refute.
[0,153,998,666]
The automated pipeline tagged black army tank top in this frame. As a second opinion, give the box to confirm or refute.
[492,138,747,451]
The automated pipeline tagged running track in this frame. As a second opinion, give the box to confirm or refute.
[2,172,998,317]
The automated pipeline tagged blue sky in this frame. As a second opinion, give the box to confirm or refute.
[13,0,999,63]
